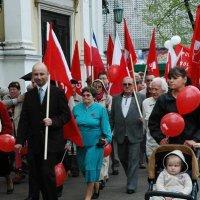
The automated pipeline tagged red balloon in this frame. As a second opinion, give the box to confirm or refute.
[176,86,200,115]
[0,134,15,152]
[55,163,67,187]
[107,65,120,83]
[160,113,185,137]
[104,144,112,157]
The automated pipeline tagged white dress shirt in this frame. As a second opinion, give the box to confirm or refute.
[121,95,132,118]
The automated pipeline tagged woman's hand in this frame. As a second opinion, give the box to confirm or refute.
[160,137,169,145]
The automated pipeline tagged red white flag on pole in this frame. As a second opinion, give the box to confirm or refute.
[189,5,200,86]
[175,44,190,70]
[146,29,159,77]
[43,23,83,147]
[71,41,82,94]
[109,32,128,96]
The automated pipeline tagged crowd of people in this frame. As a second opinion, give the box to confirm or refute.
[0,63,199,200]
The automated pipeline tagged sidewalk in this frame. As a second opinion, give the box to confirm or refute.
[0,166,199,200]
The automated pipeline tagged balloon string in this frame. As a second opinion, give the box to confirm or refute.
[61,149,68,163]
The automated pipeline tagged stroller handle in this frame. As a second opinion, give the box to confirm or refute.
[145,191,194,200]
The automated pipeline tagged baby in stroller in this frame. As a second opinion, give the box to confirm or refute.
[145,145,199,200]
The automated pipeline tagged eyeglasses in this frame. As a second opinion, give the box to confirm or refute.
[146,79,153,82]
[94,85,102,89]
[123,83,133,86]
[82,94,91,98]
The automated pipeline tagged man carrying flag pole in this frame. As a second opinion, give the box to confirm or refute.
[15,62,71,200]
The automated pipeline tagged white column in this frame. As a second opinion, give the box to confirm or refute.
[4,0,34,50]
[90,0,104,54]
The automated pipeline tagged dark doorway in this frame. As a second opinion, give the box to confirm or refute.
[41,10,71,66]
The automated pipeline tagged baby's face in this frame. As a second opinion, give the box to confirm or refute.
[166,156,182,175]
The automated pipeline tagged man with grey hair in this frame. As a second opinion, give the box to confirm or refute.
[110,76,145,194]
[142,77,168,158]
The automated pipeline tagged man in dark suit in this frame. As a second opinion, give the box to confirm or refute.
[110,76,145,194]
[15,62,71,200]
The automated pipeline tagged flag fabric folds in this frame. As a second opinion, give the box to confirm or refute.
[189,5,200,86]
[124,19,137,65]
[71,41,82,94]
[84,39,91,68]
[43,24,83,147]
[91,32,105,79]
[106,34,114,67]
[146,29,159,77]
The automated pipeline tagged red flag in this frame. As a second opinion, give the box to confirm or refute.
[175,44,190,70]
[71,41,82,94]
[84,39,91,67]
[91,32,105,79]
[43,24,83,147]
[147,29,159,77]
[189,5,200,86]
[106,35,114,66]
[124,19,137,65]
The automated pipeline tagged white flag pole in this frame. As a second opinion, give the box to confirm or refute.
[143,64,147,84]
[44,74,51,160]
[133,90,143,119]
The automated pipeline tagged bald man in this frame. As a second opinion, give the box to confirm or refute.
[15,62,71,200]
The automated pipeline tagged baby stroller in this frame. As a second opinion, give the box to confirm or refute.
[145,144,199,200]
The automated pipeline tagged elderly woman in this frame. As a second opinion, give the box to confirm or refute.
[92,79,112,189]
[0,101,14,194]
[149,67,200,146]
[73,87,112,200]
[142,77,168,158]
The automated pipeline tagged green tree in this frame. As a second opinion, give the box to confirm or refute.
[143,0,199,45]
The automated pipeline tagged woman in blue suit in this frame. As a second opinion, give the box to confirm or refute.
[73,87,112,200]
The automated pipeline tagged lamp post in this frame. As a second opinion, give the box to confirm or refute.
[113,0,123,37]
[113,0,123,24]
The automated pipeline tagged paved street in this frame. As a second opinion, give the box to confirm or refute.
[0,166,199,200]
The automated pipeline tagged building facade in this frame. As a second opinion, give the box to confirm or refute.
[0,0,104,90]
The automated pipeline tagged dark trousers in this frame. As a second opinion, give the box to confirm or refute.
[28,151,60,200]
[110,138,119,171]
[117,137,140,190]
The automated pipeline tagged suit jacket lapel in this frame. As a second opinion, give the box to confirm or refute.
[116,96,124,119]
[32,88,41,106]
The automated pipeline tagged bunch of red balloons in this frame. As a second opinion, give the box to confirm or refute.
[160,86,200,137]
[0,134,15,152]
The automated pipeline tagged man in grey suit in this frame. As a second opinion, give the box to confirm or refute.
[110,76,145,194]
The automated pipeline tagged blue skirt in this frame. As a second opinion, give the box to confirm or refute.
[77,146,103,183]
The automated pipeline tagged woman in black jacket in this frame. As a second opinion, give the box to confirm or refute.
[148,67,200,146]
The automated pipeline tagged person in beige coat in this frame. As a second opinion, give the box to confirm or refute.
[92,79,112,190]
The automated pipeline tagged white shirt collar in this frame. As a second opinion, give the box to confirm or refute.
[37,82,48,92]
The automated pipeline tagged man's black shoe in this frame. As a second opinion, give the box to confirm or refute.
[111,170,119,175]
[126,189,135,194]
[113,159,120,167]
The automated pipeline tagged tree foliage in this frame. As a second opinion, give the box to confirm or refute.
[143,0,199,46]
